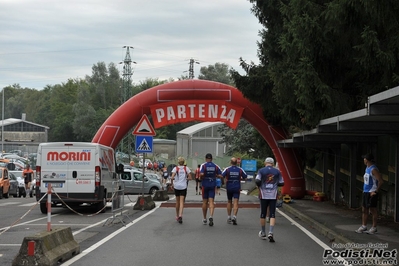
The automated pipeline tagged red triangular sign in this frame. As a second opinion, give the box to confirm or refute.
[132,115,156,136]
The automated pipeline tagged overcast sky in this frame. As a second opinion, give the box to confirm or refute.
[0,0,262,90]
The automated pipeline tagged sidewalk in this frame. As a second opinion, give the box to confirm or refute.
[281,196,399,251]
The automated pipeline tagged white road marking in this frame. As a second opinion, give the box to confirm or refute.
[19,202,37,207]
[0,202,19,207]
[61,202,162,265]
[277,208,350,265]
[0,215,60,232]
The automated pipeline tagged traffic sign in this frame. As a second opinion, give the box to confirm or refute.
[135,135,153,153]
[132,114,156,136]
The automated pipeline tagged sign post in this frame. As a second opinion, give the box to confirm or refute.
[132,115,156,209]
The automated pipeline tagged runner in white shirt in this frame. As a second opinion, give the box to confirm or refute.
[171,157,191,224]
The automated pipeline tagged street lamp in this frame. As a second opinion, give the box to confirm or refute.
[2,88,4,153]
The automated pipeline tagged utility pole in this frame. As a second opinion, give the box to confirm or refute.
[119,46,136,160]
[187,58,200,79]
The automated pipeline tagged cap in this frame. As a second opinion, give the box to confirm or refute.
[265,157,274,164]
[205,153,213,159]
[362,153,375,162]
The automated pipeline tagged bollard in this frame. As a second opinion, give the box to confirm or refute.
[28,241,35,256]
[47,183,52,232]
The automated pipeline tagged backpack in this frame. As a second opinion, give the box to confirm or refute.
[175,166,188,177]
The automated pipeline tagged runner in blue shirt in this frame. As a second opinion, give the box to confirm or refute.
[222,157,247,225]
[255,157,284,242]
[200,153,222,226]
[355,153,383,234]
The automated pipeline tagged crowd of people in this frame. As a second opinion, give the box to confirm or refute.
[168,153,284,243]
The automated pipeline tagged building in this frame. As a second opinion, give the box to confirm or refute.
[0,113,49,155]
[176,122,225,159]
[152,138,176,159]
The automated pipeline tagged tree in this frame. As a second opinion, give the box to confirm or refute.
[233,0,399,131]
[131,78,167,96]
[72,81,97,141]
[47,80,79,141]
[86,62,122,110]
[218,119,272,159]
[198,62,235,86]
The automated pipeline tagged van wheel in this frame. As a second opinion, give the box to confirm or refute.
[4,190,9,198]
[40,203,47,214]
[96,196,106,213]
[0,188,3,199]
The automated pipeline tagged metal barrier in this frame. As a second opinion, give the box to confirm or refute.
[103,181,132,226]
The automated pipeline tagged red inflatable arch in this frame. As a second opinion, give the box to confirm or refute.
[92,80,305,198]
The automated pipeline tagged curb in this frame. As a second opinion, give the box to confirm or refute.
[282,203,353,245]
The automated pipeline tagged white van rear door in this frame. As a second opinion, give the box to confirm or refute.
[41,144,96,195]
[41,145,69,193]
[66,145,96,194]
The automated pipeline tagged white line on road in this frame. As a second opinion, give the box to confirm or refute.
[19,203,37,207]
[0,202,19,207]
[62,204,161,265]
[0,214,60,232]
[277,208,350,264]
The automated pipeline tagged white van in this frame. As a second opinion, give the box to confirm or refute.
[35,142,120,214]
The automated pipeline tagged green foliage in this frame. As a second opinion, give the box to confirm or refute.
[198,63,235,86]
[219,119,272,158]
[236,0,399,131]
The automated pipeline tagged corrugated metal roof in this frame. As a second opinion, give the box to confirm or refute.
[153,139,176,144]
[177,122,224,136]
[277,85,399,148]
[0,118,49,129]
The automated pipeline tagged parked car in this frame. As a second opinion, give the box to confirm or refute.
[145,172,162,182]
[9,150,23,157]
[120,169,161,195]
[8,172,20,197]
[9,170,32,197]
[8,172,27,197]
[0,167,11,199]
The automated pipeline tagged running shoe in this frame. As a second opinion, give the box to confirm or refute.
[232,217,237,225]
[366,227,377,234]
[209,217,214,226]
[178,216,183,224]
[258,231,267,240]
[202,219,207,225]
[268,232,275,242]
[227,217,232,224]
[355,225,367,233]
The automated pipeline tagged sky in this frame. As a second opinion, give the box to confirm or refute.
[0,0,262,90]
